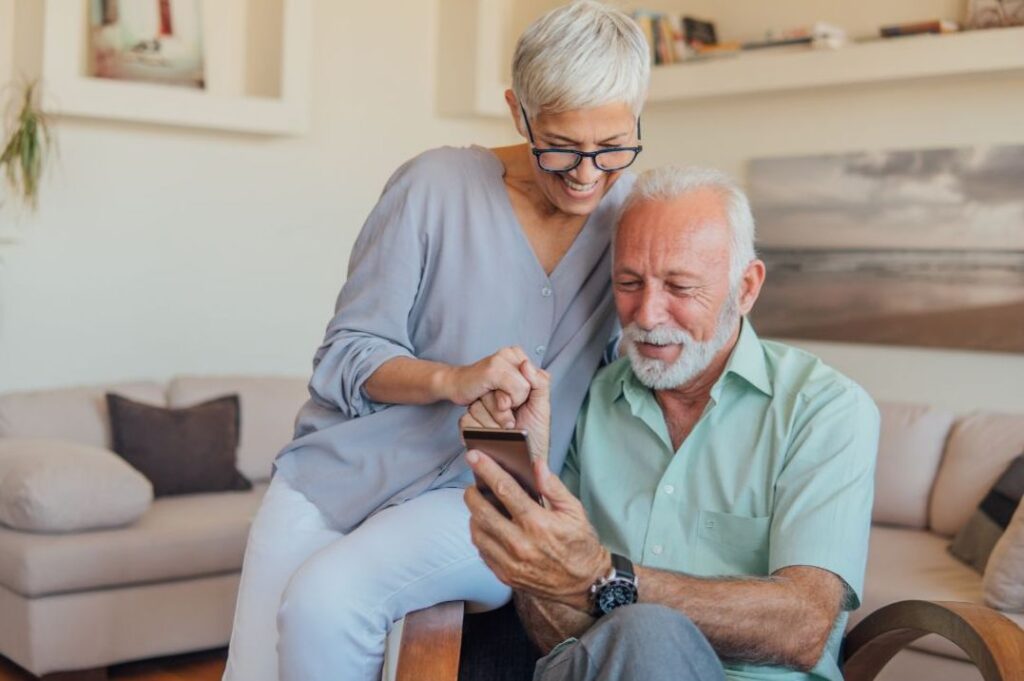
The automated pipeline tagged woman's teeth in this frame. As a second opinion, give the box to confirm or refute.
[563,176,598,192]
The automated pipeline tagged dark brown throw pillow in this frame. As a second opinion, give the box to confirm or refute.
[106,393,252,497]
[949,453,1024,573]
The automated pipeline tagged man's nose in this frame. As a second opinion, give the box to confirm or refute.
[634,287,668,330]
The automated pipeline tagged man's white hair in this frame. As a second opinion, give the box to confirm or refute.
[512,1,650,117]
[619,166,757,285]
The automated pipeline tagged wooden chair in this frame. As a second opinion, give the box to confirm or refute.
[396,600,1024,681]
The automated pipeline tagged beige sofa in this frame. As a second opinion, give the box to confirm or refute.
[0,376,309,678]
[0,377,1020,679]
[856,403,1023,681]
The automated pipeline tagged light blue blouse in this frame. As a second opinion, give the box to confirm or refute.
[275,146,634,532]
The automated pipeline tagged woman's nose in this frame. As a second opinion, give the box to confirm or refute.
[571,155,602,184]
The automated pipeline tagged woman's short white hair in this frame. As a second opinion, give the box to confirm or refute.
[619,166,757,286]
[512,1,650,117]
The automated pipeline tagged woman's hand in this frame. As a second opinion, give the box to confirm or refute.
[461,360,551,462]
[442,347,533,411]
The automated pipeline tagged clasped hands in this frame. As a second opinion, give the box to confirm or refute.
[459,349,609,612]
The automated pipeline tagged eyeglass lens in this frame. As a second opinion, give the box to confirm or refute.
[537,149,639,172]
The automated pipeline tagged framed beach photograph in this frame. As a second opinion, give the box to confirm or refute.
[89,0,205,89]
[748,145,1024,353]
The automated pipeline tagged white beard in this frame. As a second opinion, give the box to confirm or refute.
[623,295,741,391]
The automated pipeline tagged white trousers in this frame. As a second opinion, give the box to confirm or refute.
[222,474,511,681]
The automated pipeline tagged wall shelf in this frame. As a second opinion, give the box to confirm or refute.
[441,0,1024,116]
[647,26,1024,103]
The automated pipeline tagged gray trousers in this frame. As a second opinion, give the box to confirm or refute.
[533,604,726,681]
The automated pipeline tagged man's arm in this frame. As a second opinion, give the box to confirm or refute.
[636,564,845,671]
[513,591,594,654]
[465,453,846,670]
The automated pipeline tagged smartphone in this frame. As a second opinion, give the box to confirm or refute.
[462,427,543,516]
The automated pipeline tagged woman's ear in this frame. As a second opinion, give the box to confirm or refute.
[505,89,527,139]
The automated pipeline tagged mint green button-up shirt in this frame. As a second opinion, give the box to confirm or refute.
[562,319,879,681]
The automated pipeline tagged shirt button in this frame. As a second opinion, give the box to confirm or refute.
[541,286,552,297]
[535,345,546,356]
[663,485,675,495]
[651,545,663,555]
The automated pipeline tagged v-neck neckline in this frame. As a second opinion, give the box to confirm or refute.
[475,145,598,284]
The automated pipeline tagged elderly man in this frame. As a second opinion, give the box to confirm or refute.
[462,166,879,681]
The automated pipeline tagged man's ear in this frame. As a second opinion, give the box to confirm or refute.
[738,259,766,316]
[505,89,527,139]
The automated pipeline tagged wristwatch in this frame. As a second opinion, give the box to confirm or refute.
[590,553,638,616]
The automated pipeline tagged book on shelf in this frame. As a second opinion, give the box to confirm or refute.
[632,11,689,65]
[879,19,959,37]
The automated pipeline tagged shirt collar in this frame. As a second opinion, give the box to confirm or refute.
[616,317,773,407]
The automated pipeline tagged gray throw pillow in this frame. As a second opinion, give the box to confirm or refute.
[949,453,1024,573]
[106,393,252,497]
[0,438,154,533]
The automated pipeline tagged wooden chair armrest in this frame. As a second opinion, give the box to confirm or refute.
[396,601,465,681]
[842,600,1024,681]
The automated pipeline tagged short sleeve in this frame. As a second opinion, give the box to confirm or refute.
[768,383,880,610]
[307,160,428,418]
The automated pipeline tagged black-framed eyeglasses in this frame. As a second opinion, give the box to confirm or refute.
[520,104,643,173]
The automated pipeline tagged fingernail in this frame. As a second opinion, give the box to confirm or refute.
[467,449,479,463]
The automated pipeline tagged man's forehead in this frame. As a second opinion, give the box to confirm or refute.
[624,189,728,228]
[617,192,731,253]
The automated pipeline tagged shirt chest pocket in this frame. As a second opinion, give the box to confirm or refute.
[692,510,770,578]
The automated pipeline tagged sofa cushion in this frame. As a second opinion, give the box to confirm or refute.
[873,402,954,529]
[0,382,165,449]
[107,393,252,497]
[984,498,1024,612]
[930,411,1024,537]
[0,439,153,533]
[950,453,1024,572]
[167,376,308,482]
[853,526,1024,661]
[0,483,267,598]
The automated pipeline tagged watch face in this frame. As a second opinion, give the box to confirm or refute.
[597,577,638,614]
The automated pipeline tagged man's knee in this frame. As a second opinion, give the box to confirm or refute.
[597,603,702,644]
[581,604,722,680]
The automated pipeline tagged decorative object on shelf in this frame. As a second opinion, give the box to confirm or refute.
[89,0,205,89]
[682,16,716,48]
[748,144,1024,354]
[0,81,54,211]
[967,0,1024,28]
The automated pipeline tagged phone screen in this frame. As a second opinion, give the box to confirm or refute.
[463,427,542,517]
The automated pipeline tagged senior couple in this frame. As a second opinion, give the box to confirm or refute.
[223,3,879,681]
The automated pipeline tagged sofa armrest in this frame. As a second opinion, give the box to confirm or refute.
[396,601,465,681]
[843,600,1024,681]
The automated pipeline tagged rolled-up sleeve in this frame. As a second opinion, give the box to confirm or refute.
[768,382,880,610]
[308,164,427,417]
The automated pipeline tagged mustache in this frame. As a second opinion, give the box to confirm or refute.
[622,324,693,347]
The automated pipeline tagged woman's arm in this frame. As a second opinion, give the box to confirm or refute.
[364,347,533,410]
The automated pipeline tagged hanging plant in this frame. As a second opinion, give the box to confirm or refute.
[1,81,53,211]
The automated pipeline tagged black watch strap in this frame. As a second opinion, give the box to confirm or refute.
[611,553,635,581]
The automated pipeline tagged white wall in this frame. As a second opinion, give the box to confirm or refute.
[0,1,517,393]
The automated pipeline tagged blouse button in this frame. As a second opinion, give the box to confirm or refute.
[535,345,546,356]
[541,286,552,297]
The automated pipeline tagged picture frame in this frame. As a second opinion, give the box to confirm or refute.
[35,0,311,135]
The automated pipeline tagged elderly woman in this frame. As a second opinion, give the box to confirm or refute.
[222,3,650,680]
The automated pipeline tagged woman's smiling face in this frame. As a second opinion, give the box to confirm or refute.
[517,101,639,217]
